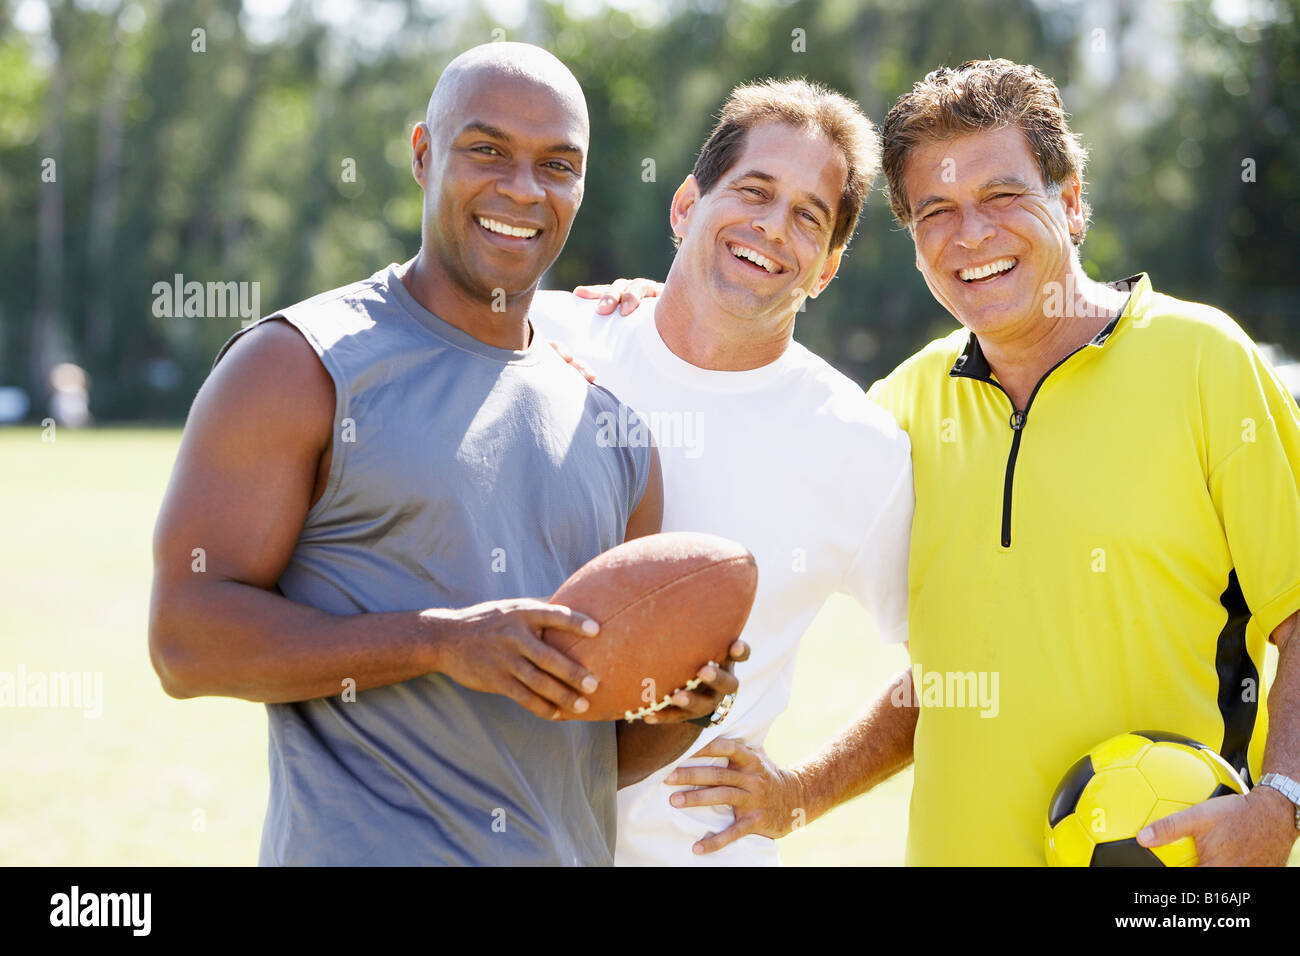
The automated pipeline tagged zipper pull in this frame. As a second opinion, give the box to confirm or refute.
[1010,409,1027,430]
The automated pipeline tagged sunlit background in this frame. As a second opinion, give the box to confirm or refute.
[3,0,1299,421]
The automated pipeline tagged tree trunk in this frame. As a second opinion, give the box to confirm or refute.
[30,0,70,411]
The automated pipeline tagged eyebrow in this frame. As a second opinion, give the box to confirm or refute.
[458,121,584,158]
[733,169,834,223]
[912,176,1035,217]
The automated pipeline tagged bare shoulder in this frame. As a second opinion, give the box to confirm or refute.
[155,319,335,591]
[195,319,334,450]
[210,319,333,412]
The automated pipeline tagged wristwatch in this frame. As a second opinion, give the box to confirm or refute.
[689,692,736,728]
[1257,773,1300,831]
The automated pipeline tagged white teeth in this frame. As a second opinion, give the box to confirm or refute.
[728,243,778,273]
[476,217,539,239]
[959,257,1016,282]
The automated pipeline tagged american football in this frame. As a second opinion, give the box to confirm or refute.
[542,532,758,722]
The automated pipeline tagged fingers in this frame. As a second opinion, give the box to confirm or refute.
[617,279,665,314]
[665,765,748,789]
[648,685,727,723]
[643,659,739,723]
[527,604,600,638]
[502,677,567,721]
[688,736,752,763]
[695,662,739,696]
[643,702,701,724]
[727,640,751,664]
[595,279,628,315]
[574,278,662,315]
[522,636,600,695]
[602,279,665,316]
[1138,803,1205,847]
[512,658,590,717]
[517,606,601,696]
[692,821,753,856]
[669,784,748,810]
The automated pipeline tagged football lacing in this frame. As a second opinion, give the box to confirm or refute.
[621,662,719,722]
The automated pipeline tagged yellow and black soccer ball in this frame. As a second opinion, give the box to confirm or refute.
[1044,730,1247,867]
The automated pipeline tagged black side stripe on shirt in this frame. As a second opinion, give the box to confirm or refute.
[1215,570,1258,786]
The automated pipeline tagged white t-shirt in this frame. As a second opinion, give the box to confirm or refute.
[529,292,914,866]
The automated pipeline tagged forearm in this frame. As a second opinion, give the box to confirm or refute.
[150,576,440,703]
[616,720,702,789]
[1259,616,1300,837]
[790,668,917,825]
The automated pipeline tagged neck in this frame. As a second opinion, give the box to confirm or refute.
[653,261,795,371]
[399,248,533,351]
[978,265,1127,409]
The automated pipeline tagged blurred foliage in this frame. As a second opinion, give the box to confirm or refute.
[1,0,1298,420]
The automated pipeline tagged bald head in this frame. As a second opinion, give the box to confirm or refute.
[426,42,588,138]
[407,42,590,313]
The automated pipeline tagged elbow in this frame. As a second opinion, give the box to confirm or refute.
[148,597,200,699]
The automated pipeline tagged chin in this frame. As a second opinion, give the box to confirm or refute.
[953,303,1022,337]
[464,262,543,300]
[711,280,782,319]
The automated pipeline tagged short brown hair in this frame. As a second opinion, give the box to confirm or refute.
[691,78,880,250]
[882,59,1091,245]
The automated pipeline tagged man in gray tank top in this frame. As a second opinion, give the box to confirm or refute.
[149,43,744,865]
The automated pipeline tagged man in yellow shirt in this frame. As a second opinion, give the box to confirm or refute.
[629,58,1300,865]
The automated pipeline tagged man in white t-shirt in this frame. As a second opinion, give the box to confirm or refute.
[529,78,915,866]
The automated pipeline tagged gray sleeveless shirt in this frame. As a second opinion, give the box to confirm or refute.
[214,262,651,865]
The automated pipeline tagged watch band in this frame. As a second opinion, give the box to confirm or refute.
[1257,772,1300,831]
[689,692,736,728]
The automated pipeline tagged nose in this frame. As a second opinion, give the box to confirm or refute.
[495,161,546,206]
[751,205,787,245]
[954,206,995,250]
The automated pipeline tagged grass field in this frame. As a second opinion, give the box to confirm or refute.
[0,426,911,865]
[0,427,1289,866]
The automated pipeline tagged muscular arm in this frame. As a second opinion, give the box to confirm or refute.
[149,320,601,715]
[617,713,704,790]
[150,319,433,702]
[789,663,918,824]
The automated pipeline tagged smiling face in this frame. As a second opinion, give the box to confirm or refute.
[413,71,587,301]
[903,125,1086,340]
[671,121,846,323]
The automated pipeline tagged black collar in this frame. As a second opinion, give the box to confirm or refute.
[947,276,1139,382]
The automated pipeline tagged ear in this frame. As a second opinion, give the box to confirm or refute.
[669,175,701,240]
[411,123,431,187]
[810,245,845,298]
[1060,172,1084,235]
